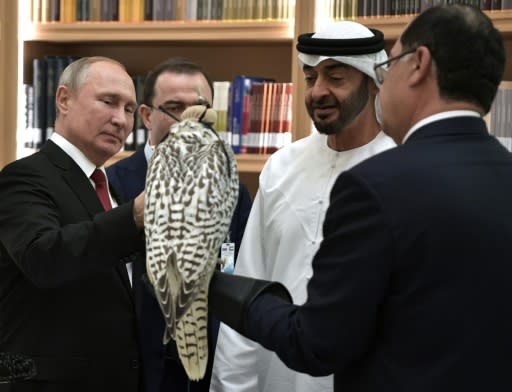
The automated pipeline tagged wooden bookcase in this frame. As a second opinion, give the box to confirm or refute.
[2,1,512,197]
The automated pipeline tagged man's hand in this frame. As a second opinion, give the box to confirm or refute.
[133,192,144,229]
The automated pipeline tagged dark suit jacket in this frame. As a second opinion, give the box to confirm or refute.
[0,141,145,392]
[107,146,252,392]
[246,117,512,391]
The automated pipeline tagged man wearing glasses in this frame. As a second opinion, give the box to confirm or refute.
[206,4,512,392]
[107,57,252,392]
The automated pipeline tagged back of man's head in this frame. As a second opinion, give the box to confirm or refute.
[400,4,504,114]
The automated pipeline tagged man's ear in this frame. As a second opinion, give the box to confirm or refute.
[139,104,152,131]
[410,46,434,86]
[55,85,71,115]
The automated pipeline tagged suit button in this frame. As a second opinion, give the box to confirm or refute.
[131,359,139,369]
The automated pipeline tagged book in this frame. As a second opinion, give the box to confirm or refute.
[228,75,275,154]
[144,0,153,19]
[101,0,118,20]
[23,84,35,149]
[480,0,492,10]
[152,0,174,20]
[76,0,90,20]
[41,0,52,22]
[51,0,61,21]
[502,0,512,8]
[246,82,292,154]
[44,56,57,141]
[184,0,198,19]
[133,75,147,149]
[60,0,77,22]
[120,0,144,21]
[32,58,47,149]
[212,81,232,144]
[32,0,42,22]
[491,0,502,10]
[90,0,102,20]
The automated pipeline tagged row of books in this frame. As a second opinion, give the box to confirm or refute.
[22,56,292,155]
[214,77,293,154]
[486,81,512,153]
[30,0,295,23]
[320,0,510,19]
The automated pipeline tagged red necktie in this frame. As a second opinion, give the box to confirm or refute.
[90,169,112,211]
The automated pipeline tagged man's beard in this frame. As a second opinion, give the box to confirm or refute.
[308,77,370,135]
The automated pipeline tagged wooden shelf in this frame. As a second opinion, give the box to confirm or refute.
[106,150,269,173]
[24,20,293,42]
[5,2,512,174]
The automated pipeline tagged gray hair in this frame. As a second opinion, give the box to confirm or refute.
[56,56,126,116]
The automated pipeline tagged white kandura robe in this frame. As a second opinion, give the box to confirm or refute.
[210,130,396,392]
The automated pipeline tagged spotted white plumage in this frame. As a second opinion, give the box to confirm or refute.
[144,105,239,381]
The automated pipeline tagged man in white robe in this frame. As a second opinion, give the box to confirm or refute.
[210,20,396,392]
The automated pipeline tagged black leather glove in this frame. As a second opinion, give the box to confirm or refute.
[0,352,36,383]
[208,270,292,336]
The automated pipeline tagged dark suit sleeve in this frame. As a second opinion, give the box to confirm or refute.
[106,147,148,201]
[244,171,394,376]
[106,164,123,198]
[0,160,144,289]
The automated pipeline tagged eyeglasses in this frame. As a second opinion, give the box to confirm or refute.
[150,98,211,123]
[373,48,417,85]
[150,105,184,122]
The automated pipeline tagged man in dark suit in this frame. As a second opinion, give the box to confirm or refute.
[207,5,512,392]
[0,57,145,391]
[107,57,252,392]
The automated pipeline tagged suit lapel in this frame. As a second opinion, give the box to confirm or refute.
[42,141,135,300]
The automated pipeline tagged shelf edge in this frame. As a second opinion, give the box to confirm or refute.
[24,20,294,42]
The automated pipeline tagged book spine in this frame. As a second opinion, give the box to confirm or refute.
[152,0,164,20]
[33,58,47,149]
[60,0,77,22]
[492,0,502,9]
[44,56,57,141]
[90,0,102,20]
[41,0,52,22]
[247,82,263,154]
[32,0,42,22]
[134,75,147,148]
[281,82,293,149]
[51,0,61,21]
[228,76,245,153]
[24,84,35,149]
[213,81,232,145]
[144,0,153,19]
[240,87,251,154]
[501,0,512,8]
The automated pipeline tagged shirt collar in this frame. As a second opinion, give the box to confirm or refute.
[50,132,102,178]
[402,110,481,143]
[144,140,155,162]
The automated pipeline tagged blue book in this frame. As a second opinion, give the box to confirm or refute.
[229,75,274,154]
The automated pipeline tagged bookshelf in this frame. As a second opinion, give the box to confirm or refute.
[0,2,18,170]
[3,2,512,197]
